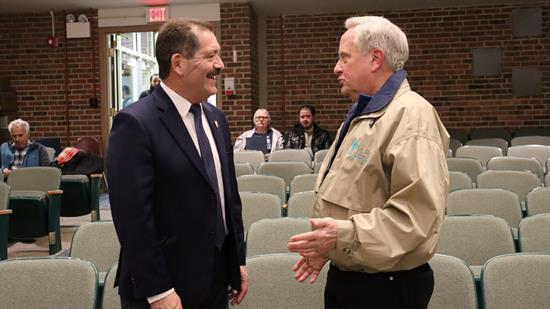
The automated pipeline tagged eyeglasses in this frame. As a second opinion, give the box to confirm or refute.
[255,116,269,120]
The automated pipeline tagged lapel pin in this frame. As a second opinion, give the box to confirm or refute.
[214,120,219,128]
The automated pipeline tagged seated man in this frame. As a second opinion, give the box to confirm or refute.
[234,108,283,156]
[1,119,50,177]
[284,105,332,154]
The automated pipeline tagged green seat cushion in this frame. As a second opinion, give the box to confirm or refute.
[9,191,48,238]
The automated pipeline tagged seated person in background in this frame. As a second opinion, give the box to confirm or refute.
[139,73,161,99]
[121,85,133,109]
[284,104,332,155]
[1,119,50,176]
[234,108,283,157]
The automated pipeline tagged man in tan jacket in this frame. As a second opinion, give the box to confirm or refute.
[288,16,449,309]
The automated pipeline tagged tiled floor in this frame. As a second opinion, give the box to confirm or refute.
[7,194,112,259]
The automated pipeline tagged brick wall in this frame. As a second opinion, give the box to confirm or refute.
[0,10,100,147]
[220,3,259,140]
[266,2,550,135]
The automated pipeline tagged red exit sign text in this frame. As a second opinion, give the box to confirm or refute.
[147,7,169,23]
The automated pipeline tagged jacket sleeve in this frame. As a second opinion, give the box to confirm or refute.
[106,111,173,298]
[233,132,246,151]
[332,135,448,271]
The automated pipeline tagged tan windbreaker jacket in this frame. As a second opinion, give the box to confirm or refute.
[314,77,449,273]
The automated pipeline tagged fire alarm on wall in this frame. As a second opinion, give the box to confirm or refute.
[48,36,58,47]
[224,77,236,96]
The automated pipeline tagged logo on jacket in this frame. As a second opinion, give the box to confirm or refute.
[348,139,369,163]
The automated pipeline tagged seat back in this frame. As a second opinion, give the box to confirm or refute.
[487,156,544,181]
[237,174,286,203]
[428,254,477,309]
[45,147,56,162]
[526,187,550,216]
[481,253,550,309]
[448,189,522,230]
[446,157,484,183]
[246,218,310,257]
[0,257,98,309]
[508,145,550,171]
[269,149,312,167]
[287,191,315,218]
[240,192,282,231]
[466,138,508,155]
[101,263,120,309]
[313,149,329,167]
[257,162,312,188]
[233,150,265,171]
[455,145,502,167]
[514,128,550,137]
[448,129,469,145]
[449,138,462,157]
[477,170,541,204]
[290,174,318,196]
[234,162,254,177]
[69,221,120,273]
[74,136,101,155]
[470,128,511,142]
[36,137,62,156]
[0,182,9,210]
[511,135,550,146]
[7,166,61,192]
[239,253,327,309]
[437,216,515,266]
[518,214,550,253]
[448,171,473,192]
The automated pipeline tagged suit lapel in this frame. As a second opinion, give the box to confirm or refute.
[154,87,210,184]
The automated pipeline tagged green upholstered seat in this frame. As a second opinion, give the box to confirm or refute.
[60,174,101,221]
[7,166,63,254]
[0,182,11,260]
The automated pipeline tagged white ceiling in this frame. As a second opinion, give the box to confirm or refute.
[0,0,539,16]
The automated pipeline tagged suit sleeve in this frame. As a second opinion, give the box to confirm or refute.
[106,111,173,298]
[221,115,246,265]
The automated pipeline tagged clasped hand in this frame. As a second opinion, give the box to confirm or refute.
[287,217,338,283]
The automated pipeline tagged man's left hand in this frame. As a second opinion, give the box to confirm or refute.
[287,217,338,257]
[228,266,248,305]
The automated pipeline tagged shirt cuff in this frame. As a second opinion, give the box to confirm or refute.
[147,288,174,304]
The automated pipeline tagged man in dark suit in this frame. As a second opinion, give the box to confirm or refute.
[107,19,248,309]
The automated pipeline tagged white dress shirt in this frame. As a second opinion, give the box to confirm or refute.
[147,82,227,304]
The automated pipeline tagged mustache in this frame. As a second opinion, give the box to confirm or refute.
[208,68,221,77]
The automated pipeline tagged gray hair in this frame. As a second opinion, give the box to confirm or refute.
[253,108,271,125]
[345,16,409,71]
[8,119,30,134]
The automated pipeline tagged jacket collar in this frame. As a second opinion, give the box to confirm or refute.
[357,69,408,115]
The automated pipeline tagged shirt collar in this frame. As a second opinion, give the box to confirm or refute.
[357,69,407,115]
[159,81,200,117]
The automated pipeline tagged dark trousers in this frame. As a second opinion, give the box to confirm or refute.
[121,244,228,309]
[325,263,434,309]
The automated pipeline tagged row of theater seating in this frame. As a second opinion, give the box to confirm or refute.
[0,166,102,260]
[449,127,550,144]
[449,143,550,168]
[2,214,549,309]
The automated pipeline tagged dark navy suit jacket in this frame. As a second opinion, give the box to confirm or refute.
[107,86,245,303]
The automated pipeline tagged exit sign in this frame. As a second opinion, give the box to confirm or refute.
[146,6,169,23]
